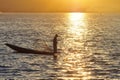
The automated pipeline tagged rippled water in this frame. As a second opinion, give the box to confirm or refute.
[0,13,120,80]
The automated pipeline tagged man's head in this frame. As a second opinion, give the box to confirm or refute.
[55,34,58,38]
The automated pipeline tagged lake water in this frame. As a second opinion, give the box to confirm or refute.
[0,13,120,80]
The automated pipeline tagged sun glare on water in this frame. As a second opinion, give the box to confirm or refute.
[67,13,87,37]
[59,13,91,80]
[69,13,85,26]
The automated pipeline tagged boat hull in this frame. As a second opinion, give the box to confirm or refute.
[5,43,53,55]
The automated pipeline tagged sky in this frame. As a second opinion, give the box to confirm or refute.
[0,0,120,12]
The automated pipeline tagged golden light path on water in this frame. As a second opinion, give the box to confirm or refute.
[67,13,87,37]
[65,13,88,51]
[55,13,92,80]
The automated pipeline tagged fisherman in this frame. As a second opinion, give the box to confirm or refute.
[5,34,59,60]
[53,34,58,53]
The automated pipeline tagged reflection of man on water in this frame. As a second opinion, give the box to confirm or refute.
[53,34,58,53]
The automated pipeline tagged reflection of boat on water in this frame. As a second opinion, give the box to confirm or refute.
[5,34,58,55]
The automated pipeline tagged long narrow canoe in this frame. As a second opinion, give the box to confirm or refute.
[5,43,53,55]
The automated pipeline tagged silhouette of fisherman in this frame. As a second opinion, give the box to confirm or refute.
[53,34,58,60]
[53,34,58,53]
[5,34,59,60]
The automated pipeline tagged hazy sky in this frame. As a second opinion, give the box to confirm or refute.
[0,0,120,12]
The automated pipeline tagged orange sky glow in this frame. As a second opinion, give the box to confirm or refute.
[0,0,120,12]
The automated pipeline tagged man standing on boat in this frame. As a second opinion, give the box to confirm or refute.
[53,34,58,53]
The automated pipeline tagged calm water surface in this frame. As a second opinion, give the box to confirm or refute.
[0,13,120,80]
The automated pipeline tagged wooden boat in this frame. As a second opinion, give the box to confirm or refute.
[5,43,53,55]
[5,34,59,56]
